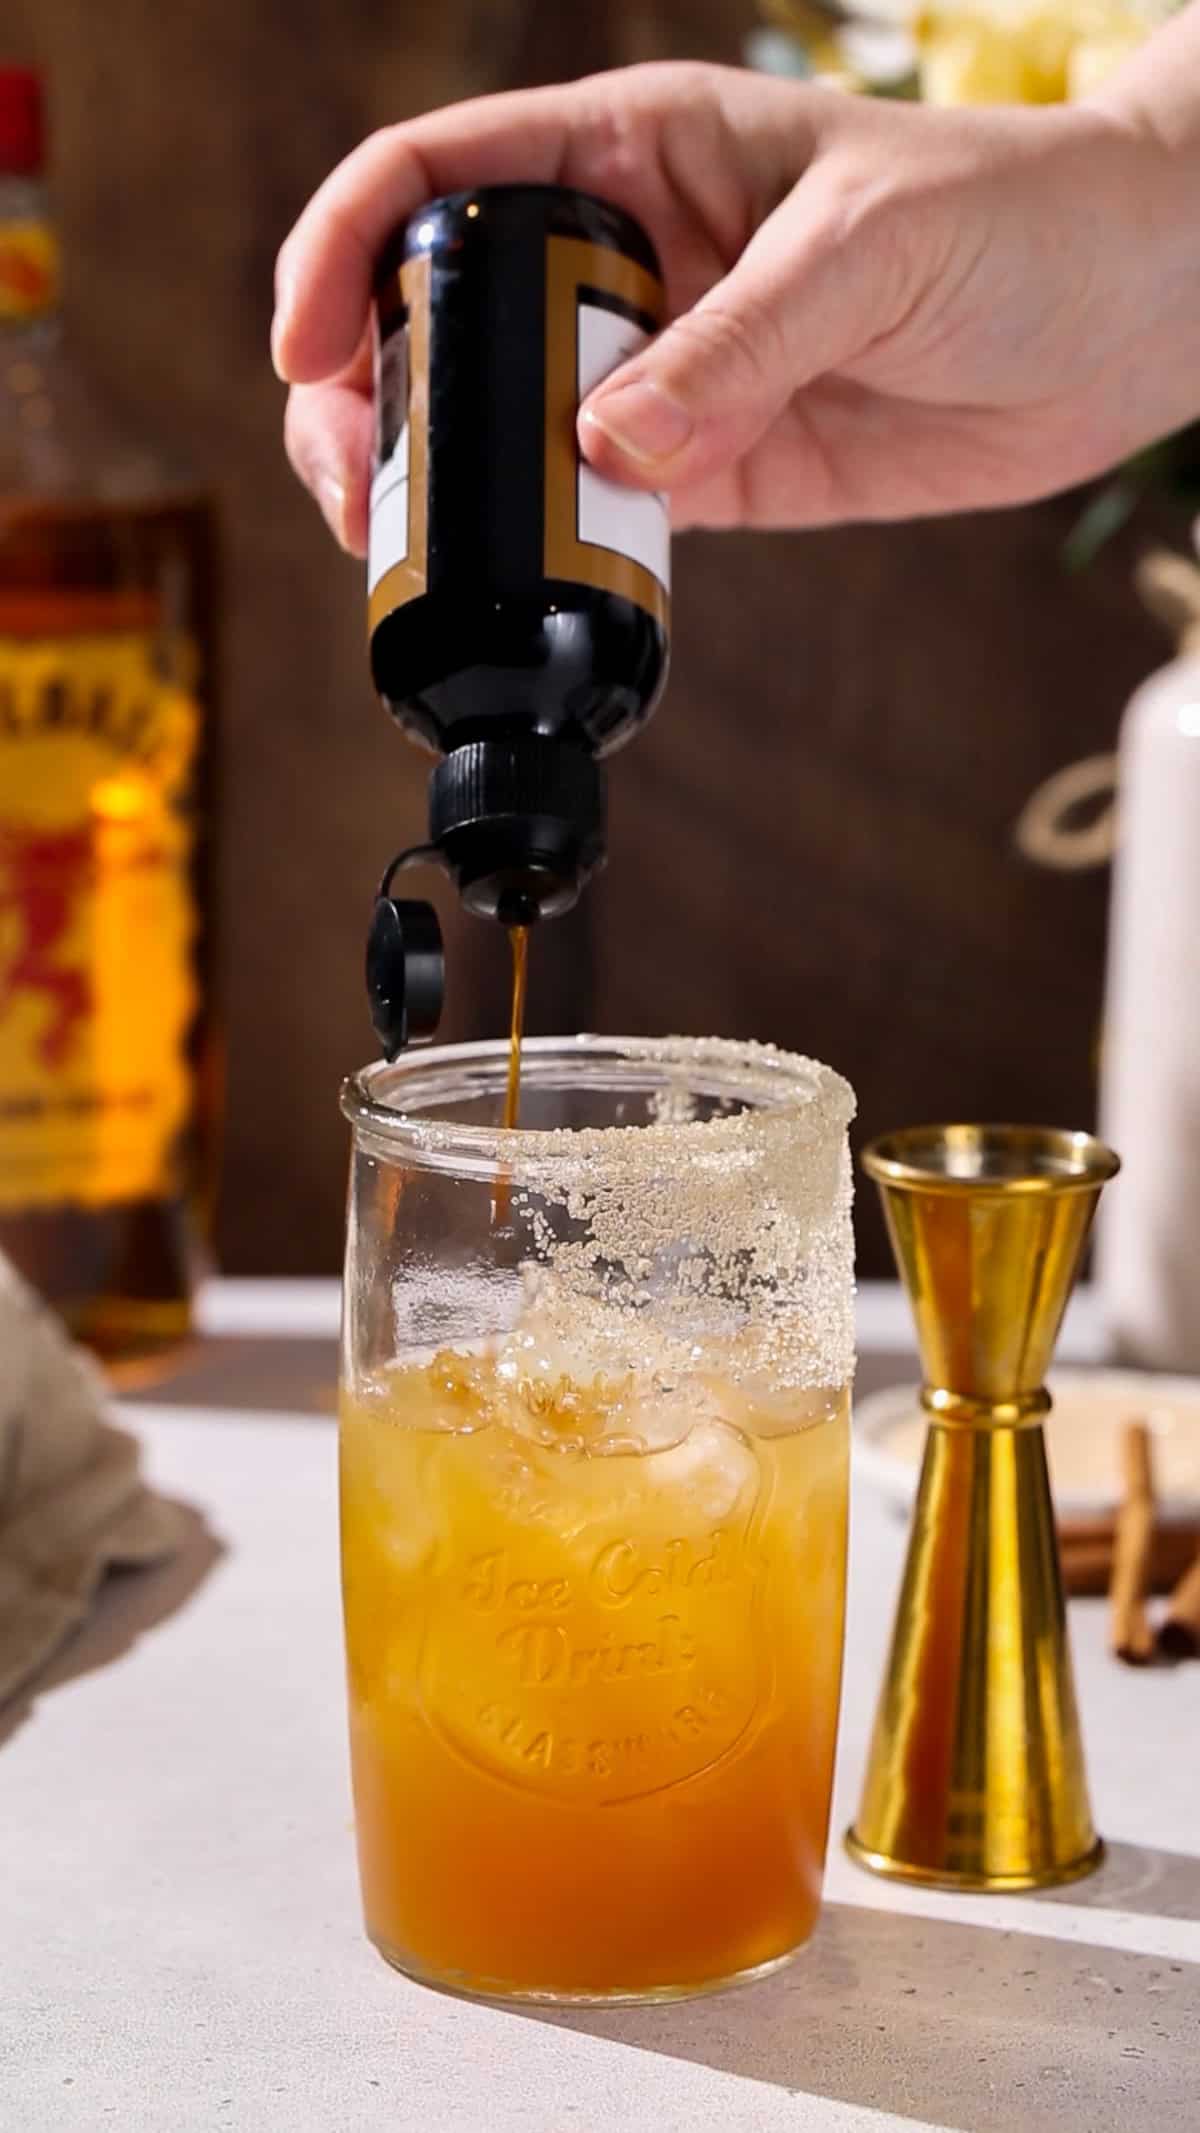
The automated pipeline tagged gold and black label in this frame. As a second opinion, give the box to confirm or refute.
[544,235,669,627]
[367,251,431,635]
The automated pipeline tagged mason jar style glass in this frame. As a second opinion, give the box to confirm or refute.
[339,1035,855,2005]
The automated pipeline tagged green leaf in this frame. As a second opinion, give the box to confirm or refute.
[1062,481,1139,573]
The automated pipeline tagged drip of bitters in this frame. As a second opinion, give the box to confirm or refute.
[503,925,528,1133]
[492,925,529,1227]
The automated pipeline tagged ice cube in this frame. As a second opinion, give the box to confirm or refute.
[645,1418,760,1526]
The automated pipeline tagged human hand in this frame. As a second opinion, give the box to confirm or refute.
[274,59,1197,547]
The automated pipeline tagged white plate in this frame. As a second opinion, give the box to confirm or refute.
[853,1368,1200,1522]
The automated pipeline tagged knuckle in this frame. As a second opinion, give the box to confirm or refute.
[808,159,890,253]
[671,292,784,398]
[571,95,648,193]
[794,158,918,317]
[629,59,715,103]
[573,61,718,188]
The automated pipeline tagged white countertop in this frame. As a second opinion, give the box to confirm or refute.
[3,1282,1197,2133]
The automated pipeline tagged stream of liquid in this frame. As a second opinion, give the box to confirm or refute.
[502,925,529,1132]
[491,926,529,1228]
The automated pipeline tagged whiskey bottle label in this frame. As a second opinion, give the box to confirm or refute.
[0,217,60,320]
[0,606,199,1210]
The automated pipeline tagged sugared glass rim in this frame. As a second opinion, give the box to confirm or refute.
[341,1034,854,1183]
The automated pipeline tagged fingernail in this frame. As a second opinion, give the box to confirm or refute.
[270,309,290,380]
[583,381,694,468]
[314,471,347,544]
[270,272,295,379]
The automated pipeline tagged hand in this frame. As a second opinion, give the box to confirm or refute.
[273,60,1197,549]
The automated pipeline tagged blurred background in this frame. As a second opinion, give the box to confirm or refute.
[4,0,1191,1279]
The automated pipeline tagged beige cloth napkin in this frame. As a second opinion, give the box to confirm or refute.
[0,1252,187,1705]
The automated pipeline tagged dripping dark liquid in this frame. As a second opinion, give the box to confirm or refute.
[503,925,529,1134]
[492,925,530,1228]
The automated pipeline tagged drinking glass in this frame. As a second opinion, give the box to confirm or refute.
[339,1035,855,2004]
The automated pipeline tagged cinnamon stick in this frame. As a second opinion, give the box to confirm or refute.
[1157,1546,1200,1660]
[1109,1421,1156,1664]
[1059,1520,1200,1598]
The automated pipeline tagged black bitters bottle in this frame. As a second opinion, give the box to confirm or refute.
[365,185,671,1055]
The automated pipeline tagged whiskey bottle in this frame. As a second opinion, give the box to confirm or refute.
[0,65,218,1366]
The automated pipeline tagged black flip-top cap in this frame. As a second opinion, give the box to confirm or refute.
[429,736,605,923]
[366,896,444,1059]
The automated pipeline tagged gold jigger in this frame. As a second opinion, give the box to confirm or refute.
[846,1124,1120,1893]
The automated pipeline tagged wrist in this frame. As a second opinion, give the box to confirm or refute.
[1069,65,1200,461]
[1081,6,1200,159]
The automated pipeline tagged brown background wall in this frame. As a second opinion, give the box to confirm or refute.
[6,0,1166,1273]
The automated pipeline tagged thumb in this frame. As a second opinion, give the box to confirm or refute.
[579,186,879,491]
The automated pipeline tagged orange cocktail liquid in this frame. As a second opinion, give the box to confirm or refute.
[340,1352,849,2001]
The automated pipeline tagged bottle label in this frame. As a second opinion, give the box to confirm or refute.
[543,236,669,624]
[574,298,670,592]
[367,331,410,578]
[0,606,199,1210]
[0,218,60,320]
[367,230,670,632]
[367,253,430,625]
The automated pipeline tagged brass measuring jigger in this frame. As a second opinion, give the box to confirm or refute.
[847,1124,1120,1893]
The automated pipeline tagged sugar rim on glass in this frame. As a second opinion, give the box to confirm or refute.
[342,1034,855,1183]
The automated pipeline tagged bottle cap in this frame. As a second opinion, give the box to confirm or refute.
[429,737,605,923]
[366,895,444,1060]
[0,68,44,177]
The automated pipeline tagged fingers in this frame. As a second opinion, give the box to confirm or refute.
[282,324,372,550]
[580,164,895,497]
[284,378,373,553]
[273,85,579,385]
[272,65,892,541]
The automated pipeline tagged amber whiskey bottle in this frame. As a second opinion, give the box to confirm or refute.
[0,66,218,1366]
